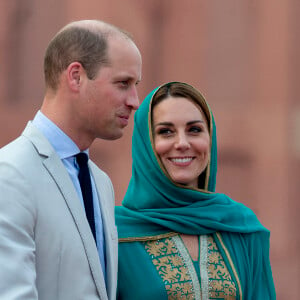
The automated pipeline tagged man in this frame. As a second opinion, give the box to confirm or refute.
[0,20,142,300]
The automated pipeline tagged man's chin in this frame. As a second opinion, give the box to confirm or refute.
[99,130,123,141]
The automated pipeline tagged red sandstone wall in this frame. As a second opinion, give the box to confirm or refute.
[0,1,299,298]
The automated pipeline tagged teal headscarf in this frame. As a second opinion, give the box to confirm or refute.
[116,82,275,299]
[116,82,267,238]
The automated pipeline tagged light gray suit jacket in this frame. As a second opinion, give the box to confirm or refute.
[0,122,118,300]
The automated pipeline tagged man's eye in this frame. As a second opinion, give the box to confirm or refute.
[119,81,129,88]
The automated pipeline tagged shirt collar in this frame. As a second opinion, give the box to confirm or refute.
[32,110,88,159]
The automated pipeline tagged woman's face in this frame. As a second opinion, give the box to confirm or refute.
[153,96,210,188]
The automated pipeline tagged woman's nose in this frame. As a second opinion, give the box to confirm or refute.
[174,133,190,150]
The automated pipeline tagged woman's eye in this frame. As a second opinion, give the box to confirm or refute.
[189,126,202,133]
[157,128,172,135]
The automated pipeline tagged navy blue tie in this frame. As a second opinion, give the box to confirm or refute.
[76,153,96,243]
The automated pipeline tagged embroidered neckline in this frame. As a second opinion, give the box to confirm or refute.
[143,234,237,299]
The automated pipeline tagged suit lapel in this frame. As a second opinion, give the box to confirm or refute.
[22,123,108,300]
[91,165,118,300]
[44,156,108,299]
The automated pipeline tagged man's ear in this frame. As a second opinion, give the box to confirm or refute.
[67,62,85,92]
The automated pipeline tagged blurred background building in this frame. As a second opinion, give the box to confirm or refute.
[0,0,299,298]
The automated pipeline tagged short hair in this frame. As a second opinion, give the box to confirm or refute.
[44,20,132,91]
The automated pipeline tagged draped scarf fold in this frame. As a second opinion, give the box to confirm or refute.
[116,82,275,299]
[116,82,267,238]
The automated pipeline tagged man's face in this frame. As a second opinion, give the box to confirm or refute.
[80,36,142,141]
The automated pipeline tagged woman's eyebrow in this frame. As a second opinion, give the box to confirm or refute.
[154,120,204,127]
[154,122,173,128]
[187,120,204,125]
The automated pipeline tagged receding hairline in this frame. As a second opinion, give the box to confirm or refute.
[59,20,134,42]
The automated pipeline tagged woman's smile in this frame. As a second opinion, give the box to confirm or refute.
[168,156,195,166]
[153,97,210,188]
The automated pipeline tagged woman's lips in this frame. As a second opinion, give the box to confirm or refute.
[168,157,195,166]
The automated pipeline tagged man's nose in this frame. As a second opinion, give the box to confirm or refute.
[126,86,139,110]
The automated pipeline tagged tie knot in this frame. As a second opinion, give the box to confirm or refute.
[76,152,89,166]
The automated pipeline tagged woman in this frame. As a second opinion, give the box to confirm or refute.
[116,82,276,299]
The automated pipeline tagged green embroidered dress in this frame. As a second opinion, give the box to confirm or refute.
[116,82,276,299]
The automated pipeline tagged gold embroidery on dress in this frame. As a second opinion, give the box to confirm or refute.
[144,238,195,299]
[144,235,237,300]
[207,236,236,299]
